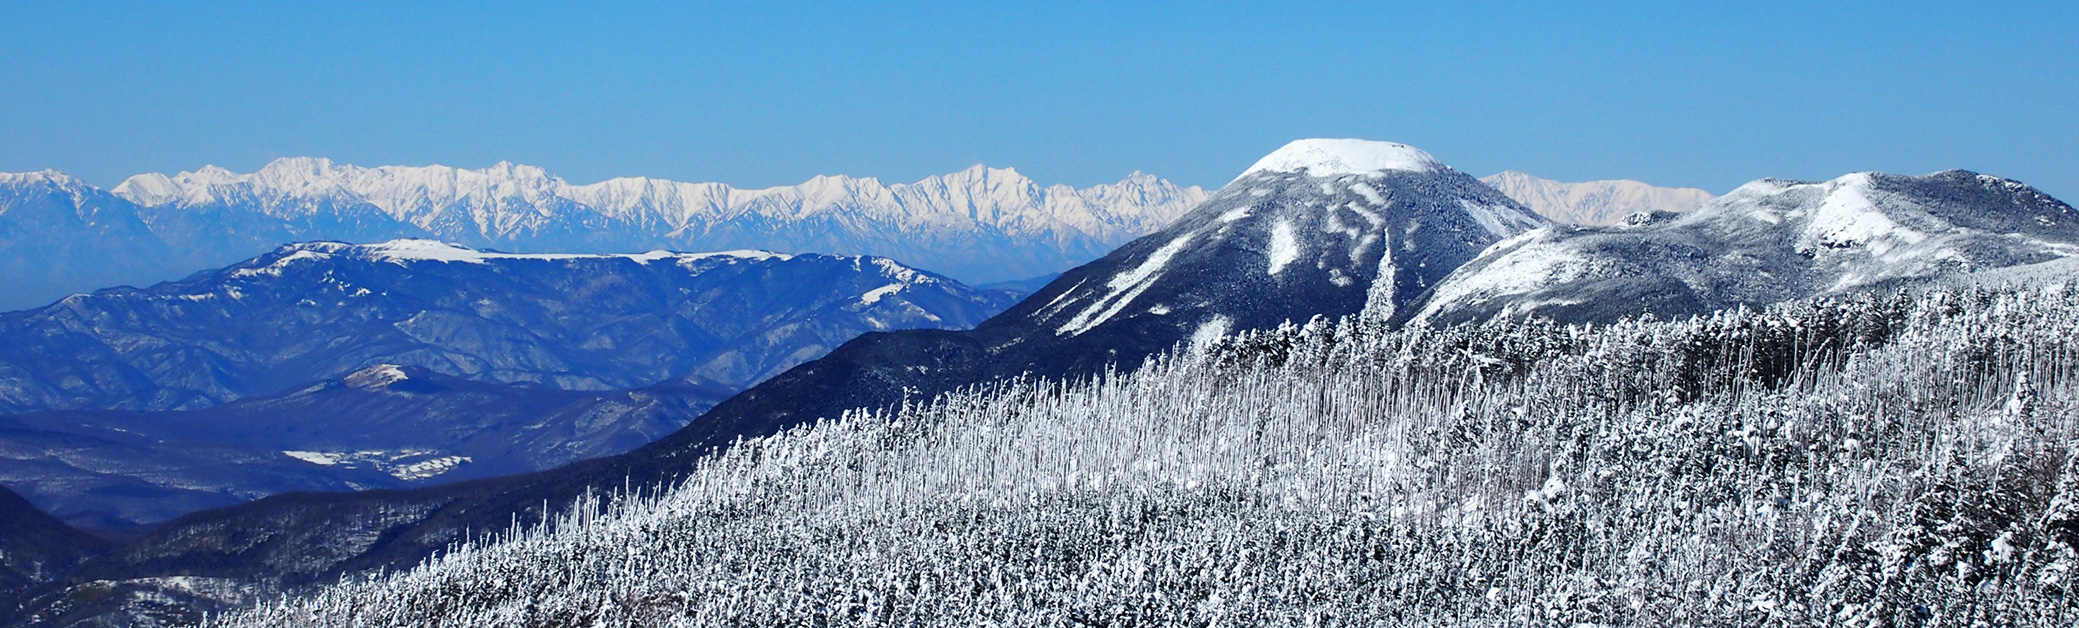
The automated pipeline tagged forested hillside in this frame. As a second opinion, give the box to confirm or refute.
[214,284,2079,627]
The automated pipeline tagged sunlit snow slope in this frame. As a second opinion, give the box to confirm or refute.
[1412,170,2079,326]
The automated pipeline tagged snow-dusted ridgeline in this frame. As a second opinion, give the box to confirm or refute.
[109,158,1209,284]
[212,285,2079,627]
[1412,169,2079,326]
[0,160,1204,311]
[1480,171,1714,225]
[0,238,1020,414]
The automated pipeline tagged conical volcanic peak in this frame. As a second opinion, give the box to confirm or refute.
[1237,138,1444,180]
[1012,139,1544,340]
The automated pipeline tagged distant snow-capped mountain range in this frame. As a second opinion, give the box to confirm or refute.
[0,161,1208,311]
[0,159,1716,312]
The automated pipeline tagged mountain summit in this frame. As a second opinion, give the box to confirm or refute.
[1236,138,1444,179]
[1021,138,1544,340]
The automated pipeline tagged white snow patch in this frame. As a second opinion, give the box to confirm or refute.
[860,284,904,305]
[345,364,409,389]
[1457,199,1542,239]
[232,249,331,278]
[283,451,340,466]
[1238,139,1441,181]
[1348,182,1386,206]
[1219,207,1252,223]
[1267,220,1300,276]
[1057,233,1194,336]
[363,239,784,265]
[1801,174,1925,253]
[1035,278,1089,319]
[1188,315,1233,353]
[1345,203,1383,227]
[390,456,471,481]
[1408,233,1595,325]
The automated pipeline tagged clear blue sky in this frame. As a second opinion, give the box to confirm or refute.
[2,1,2073,199]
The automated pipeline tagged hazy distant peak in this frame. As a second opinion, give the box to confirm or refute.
[1480,171,1714,226]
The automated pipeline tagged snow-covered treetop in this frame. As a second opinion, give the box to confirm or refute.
[1237,139,1443,180]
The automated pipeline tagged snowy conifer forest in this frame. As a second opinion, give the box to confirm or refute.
[212,284,2079,627]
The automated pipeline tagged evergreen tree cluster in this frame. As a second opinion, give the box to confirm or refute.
[216,285,2079,627]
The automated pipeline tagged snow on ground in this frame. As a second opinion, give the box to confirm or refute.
[859,284,904,305]
[1056,233,1194,336]
[364,240,711,264]
[282,451,340,466]
[390,456,472,481]
[1187,315,1232,352]
[1347,182,1386,206]
[1457,199,1543,239]
[343,364,411,389]
[1408,234,1595,325]
[230,249,331,278]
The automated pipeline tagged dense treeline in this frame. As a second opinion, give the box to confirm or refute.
[216,285,2079,627]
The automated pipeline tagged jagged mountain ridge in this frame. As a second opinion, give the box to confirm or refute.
[0,239,1017,414]
[0,162,1205,311]
[27,139,1546,621]
[1411,169,2079,326]
[1480,170,1715,225]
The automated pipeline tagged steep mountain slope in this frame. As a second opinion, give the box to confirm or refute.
[29,139,1543,621]
[0,239,1016,413]
[2,366,730,530]
[1480,170,1714,225]
[1411,170,2079,326]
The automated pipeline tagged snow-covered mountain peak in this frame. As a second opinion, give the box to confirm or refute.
[1238,139,1442,180]
[1023,139,1539,339]
[0,169,91,192]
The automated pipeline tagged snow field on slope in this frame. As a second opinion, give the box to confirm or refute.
[219,284,2079,627]
[1055,233,1193,336]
